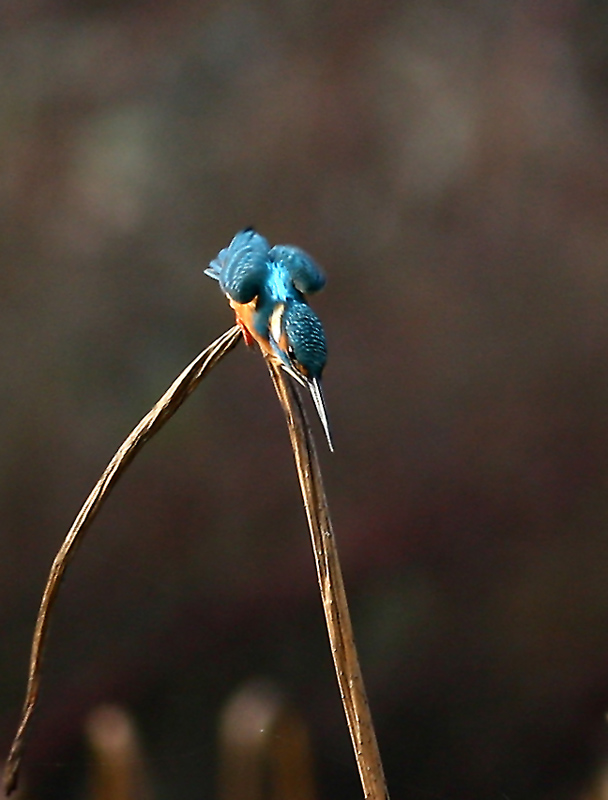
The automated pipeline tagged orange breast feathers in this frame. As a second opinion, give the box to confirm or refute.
[228,296,280,358]
[227,298,256,348]
[228,298,291,370]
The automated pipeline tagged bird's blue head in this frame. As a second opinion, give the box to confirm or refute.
[280,299,332,450]
[282,300,327,381]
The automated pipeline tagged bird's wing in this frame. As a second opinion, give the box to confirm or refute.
[269,245,326,294]
[205,228,270,302]
[218,228,270,303]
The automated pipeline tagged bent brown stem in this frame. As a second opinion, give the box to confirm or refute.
[266,360,389,800]
[3,325,242,796]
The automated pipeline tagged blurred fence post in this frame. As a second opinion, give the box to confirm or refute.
[216,679,316,800]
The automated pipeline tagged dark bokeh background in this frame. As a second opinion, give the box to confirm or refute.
[3,1,608,798]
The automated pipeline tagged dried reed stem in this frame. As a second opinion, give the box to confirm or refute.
[266,360,389,800]
[3,326,242,796]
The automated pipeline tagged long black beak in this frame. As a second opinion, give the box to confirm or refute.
[308,377,334,452]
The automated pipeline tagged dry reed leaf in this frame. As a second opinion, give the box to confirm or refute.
[3,325,242,796]
[4,320,389,800]
[266,359,389,800]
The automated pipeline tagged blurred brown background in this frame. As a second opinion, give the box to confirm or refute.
[3,1,608,798]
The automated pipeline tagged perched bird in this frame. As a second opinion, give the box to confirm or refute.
[205,228,333,451]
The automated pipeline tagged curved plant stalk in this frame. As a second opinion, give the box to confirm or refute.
[3,325,242,796]
[266,359,390,800]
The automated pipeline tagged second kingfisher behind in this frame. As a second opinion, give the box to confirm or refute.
[205,228,333,451]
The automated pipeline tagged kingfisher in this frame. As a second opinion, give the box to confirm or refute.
[205,228,333,451]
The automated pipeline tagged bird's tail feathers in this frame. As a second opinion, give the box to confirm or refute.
[205,248,228,280]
